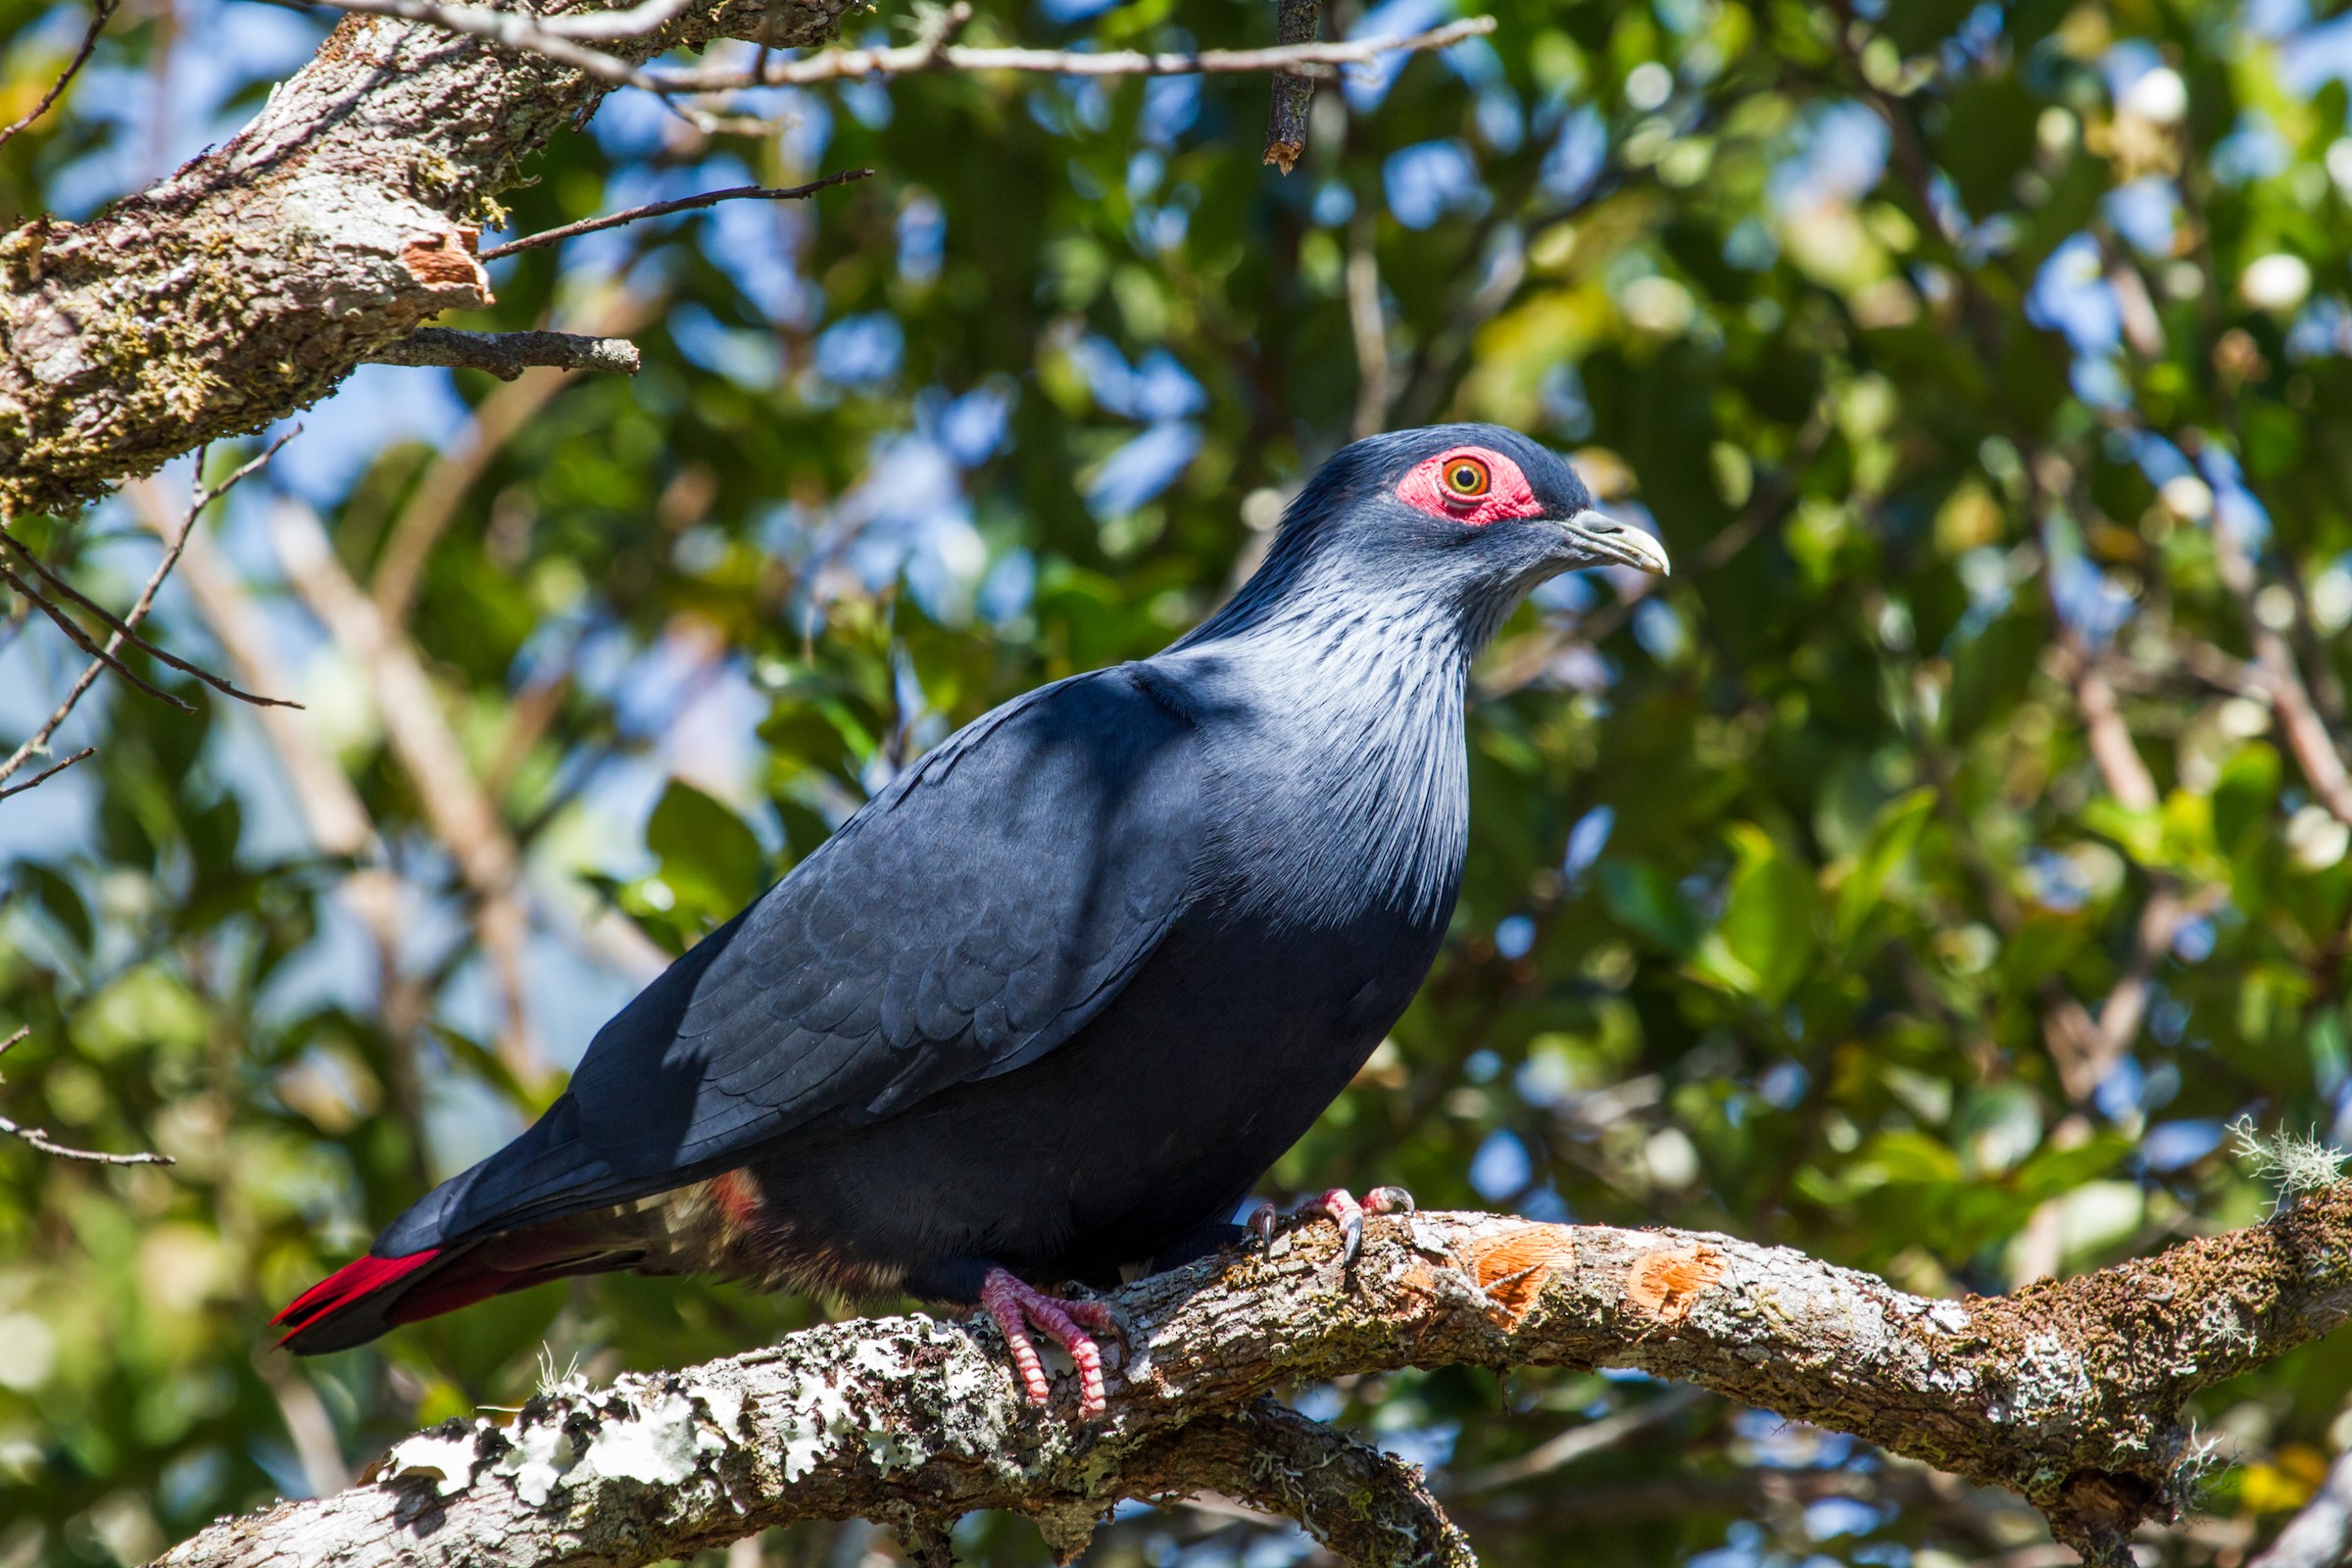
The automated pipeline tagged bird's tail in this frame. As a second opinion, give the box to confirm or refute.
[274,1223,642,1354]
[273,1246,514,1354]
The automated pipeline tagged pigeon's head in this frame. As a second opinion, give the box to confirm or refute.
[1208,424,1669,648]
[1334,421,1668,579]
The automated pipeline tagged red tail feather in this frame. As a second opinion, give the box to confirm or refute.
[273,1250,441,1343]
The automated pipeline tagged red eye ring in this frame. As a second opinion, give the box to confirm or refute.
[1442,456,1492,500]
[1394,444,1540,525]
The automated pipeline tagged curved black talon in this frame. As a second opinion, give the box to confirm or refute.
[1338,1206,1365,1266]
[1250,1186,1415,1268]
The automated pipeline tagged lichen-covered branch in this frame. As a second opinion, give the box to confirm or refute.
[158,1190,2352,1568]
[1132,1398,1476,1568]
[0,0,850,516]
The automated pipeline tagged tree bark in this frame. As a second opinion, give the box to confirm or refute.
[157,1191,2352,1568]
[0,0,848,517]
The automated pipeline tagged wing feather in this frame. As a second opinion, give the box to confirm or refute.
[379,665,1204,1251]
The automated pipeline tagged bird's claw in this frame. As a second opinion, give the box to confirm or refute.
[1252,1186,1416,1267]
[980,1267,1117,1418]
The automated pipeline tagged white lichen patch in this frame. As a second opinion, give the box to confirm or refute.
[851,1340,909,1381]
[385,1424,491,1496]
[2002,1333,2095,1432]
[865,1429,923,1472]
[1928,1302,1972,1335]
[492,1419,578,1507]
[776,1372,858,1482]
[581,1391,725,1486]
[690,1382,747,1437]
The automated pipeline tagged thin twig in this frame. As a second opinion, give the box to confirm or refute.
[653,14,1496,90]
[0,564,194,710]
[291,0,671,89]
[367,326,642,378]
[0,431,294,793]
[0,531,295,708]
[0,1027,175,1165]
[0,0,118,151]
[478,171,871,260]
[288,0,1490,99]
[0,747,91,800]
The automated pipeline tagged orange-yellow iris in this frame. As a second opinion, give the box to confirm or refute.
[1443,456,1492,498]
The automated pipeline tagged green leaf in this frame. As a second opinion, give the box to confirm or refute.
[1836,787,1935,943]
[1699,825,1818,1004]
[2214,743,2283,859]
[1598,858,1701,956]
[645,779,767,921]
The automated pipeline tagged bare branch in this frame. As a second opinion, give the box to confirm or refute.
[0,434,292,792]
[158,1194,2352,1568]
[287,0,671,88]
[477,171,873,261]
[372,289,653,625]
[1143,1397,1478,1568]
[0,562,197,710]
[0,746,91,800]
[653,16,1497,90]
[0,1027,174,1165]
[0,0,849,515]
[0,0,118,151]
[368,326,643,379]
[293,0,1487,93]
[0,529,297,709]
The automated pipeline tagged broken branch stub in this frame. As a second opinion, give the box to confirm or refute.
[1261,0,1321,172]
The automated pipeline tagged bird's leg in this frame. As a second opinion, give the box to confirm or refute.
[979,1267,1118,1418]
[1248,1185,1415,1266]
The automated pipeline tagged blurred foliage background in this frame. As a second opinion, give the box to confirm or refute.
[9,0,2352,1563]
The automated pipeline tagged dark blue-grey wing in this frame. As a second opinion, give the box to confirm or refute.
[639,664,1204,1159]
[382,665,1203,1250]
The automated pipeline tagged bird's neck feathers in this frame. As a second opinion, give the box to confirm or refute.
[1161,551,1487,932]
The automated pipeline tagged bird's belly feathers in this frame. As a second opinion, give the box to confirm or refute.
[727,893,1447,1294]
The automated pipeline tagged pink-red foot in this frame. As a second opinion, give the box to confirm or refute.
[1248,1185,1415,1266]
[980,1267,1117,1417]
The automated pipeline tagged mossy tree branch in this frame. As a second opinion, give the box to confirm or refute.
[0,0,851,517]
[156,1191,2352,1568]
